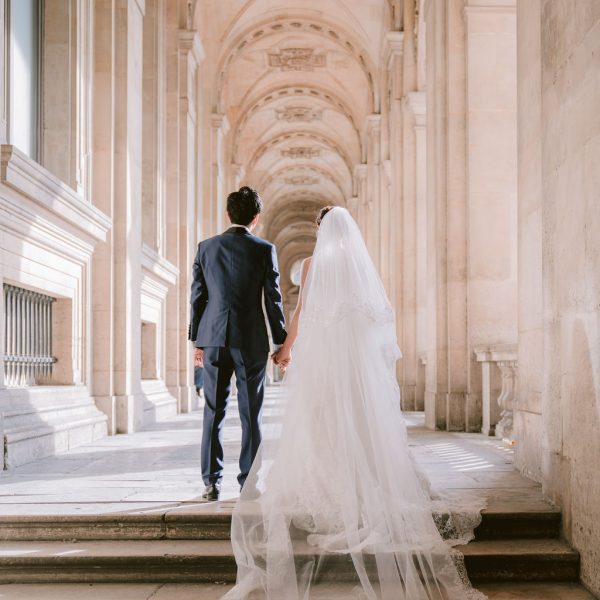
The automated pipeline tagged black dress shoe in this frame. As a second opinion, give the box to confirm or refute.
[202,483,220,501]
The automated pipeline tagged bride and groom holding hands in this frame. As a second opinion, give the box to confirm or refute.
[188,186,485,599]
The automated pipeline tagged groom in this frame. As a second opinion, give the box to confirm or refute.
[188,186,287,501]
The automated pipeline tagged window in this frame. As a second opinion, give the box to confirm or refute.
[3,283,56,387]
[7,0,42,160]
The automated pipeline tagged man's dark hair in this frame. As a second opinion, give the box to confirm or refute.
[227,186,263,226]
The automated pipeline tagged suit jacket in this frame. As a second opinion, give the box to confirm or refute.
[188,227,287,354]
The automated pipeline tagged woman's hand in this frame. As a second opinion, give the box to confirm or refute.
[272,347,292,371]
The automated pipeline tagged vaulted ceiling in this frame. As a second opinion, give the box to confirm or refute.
[196,0,398,307]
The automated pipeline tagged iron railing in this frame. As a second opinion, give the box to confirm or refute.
[3,284,57,387]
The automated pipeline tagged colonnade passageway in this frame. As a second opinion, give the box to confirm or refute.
[0,0,599,597]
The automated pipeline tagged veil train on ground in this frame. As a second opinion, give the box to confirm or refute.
[223,207,487,600]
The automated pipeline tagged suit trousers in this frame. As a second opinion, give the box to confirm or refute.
[201,346,268,487]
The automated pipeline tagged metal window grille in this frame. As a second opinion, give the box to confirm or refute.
[3,284,57,387]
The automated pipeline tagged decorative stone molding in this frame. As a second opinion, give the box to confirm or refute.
[178,30,205,66]
[405,91,426,128]
[275,105,323,122]
[474,344,518,440]
[268,48,325,71]
[211,112,230,136]
[141,244,179,287]
[0,145,111,242]
[284,175,319,186]
[281,146,321,159]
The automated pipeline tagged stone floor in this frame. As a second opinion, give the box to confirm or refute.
[0,386,596,599]
[0,386,544,515]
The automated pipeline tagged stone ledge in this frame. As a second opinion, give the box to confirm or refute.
[0,145,111,243]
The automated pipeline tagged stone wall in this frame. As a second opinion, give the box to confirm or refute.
[516,0,600,594]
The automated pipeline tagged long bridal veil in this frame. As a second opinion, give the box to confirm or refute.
[223,207,486,599]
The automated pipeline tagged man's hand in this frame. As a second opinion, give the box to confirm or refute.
[272,348,292,371]
[194,347,204,368]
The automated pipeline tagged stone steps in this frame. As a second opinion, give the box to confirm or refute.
[0,582,596,600]
[0,538,579,584]
[0,503,561,542]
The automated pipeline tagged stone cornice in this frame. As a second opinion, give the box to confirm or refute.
[0,145,111,243]
[141,244,179,287]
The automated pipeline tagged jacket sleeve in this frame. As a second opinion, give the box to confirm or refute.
[188,244,208,343]
[264,244,287,346]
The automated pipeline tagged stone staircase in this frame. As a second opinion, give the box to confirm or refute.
[0,500,582,586]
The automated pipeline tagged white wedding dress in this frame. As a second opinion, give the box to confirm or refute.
[223,207,486,600]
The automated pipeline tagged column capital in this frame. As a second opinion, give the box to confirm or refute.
[404,91,426,127]
[366,114,382,137]
[353,163,368,180]
[211,113,230,135]
[178,30,205,65]
[383,31,404,65]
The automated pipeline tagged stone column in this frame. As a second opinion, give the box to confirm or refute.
[164,0,181,408]
[464,0,518,430]
[177,30,204,413]
[353,164,368,232]
[365,115,382,271]
[514,0,543,481]
[112,0,145,433]
[230,162,245,191]
[423,0,469,431]
[408,91,427,411]
[211,113,230,235]
[91,0,117,433]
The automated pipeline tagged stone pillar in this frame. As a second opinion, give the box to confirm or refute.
[231,162,245,192]
[464,0,518,430]
[211,113,230,234]
[353,164,368,233]
[177,30,204,413]
[112,0,145,433]
[423,0,469,431]
[365,115,382,271]
[408,91,427,411]
[164,0,181,408]
[514,0,543,481]
[91,0,116,433]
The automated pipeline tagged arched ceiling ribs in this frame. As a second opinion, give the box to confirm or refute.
[247,131,354,179]
[258,163,348,200]
[261,196,328,234]
[215,16,379,114]
[231,84,362,162]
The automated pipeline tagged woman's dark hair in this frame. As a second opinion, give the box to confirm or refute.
[316,205,334,227]
[227,186,263,226]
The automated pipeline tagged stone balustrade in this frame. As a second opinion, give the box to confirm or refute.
[474,344,518,442]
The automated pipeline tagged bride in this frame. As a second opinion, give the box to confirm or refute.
[223,206,486,599]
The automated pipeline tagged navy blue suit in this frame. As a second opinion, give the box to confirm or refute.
[188,226,287,487]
